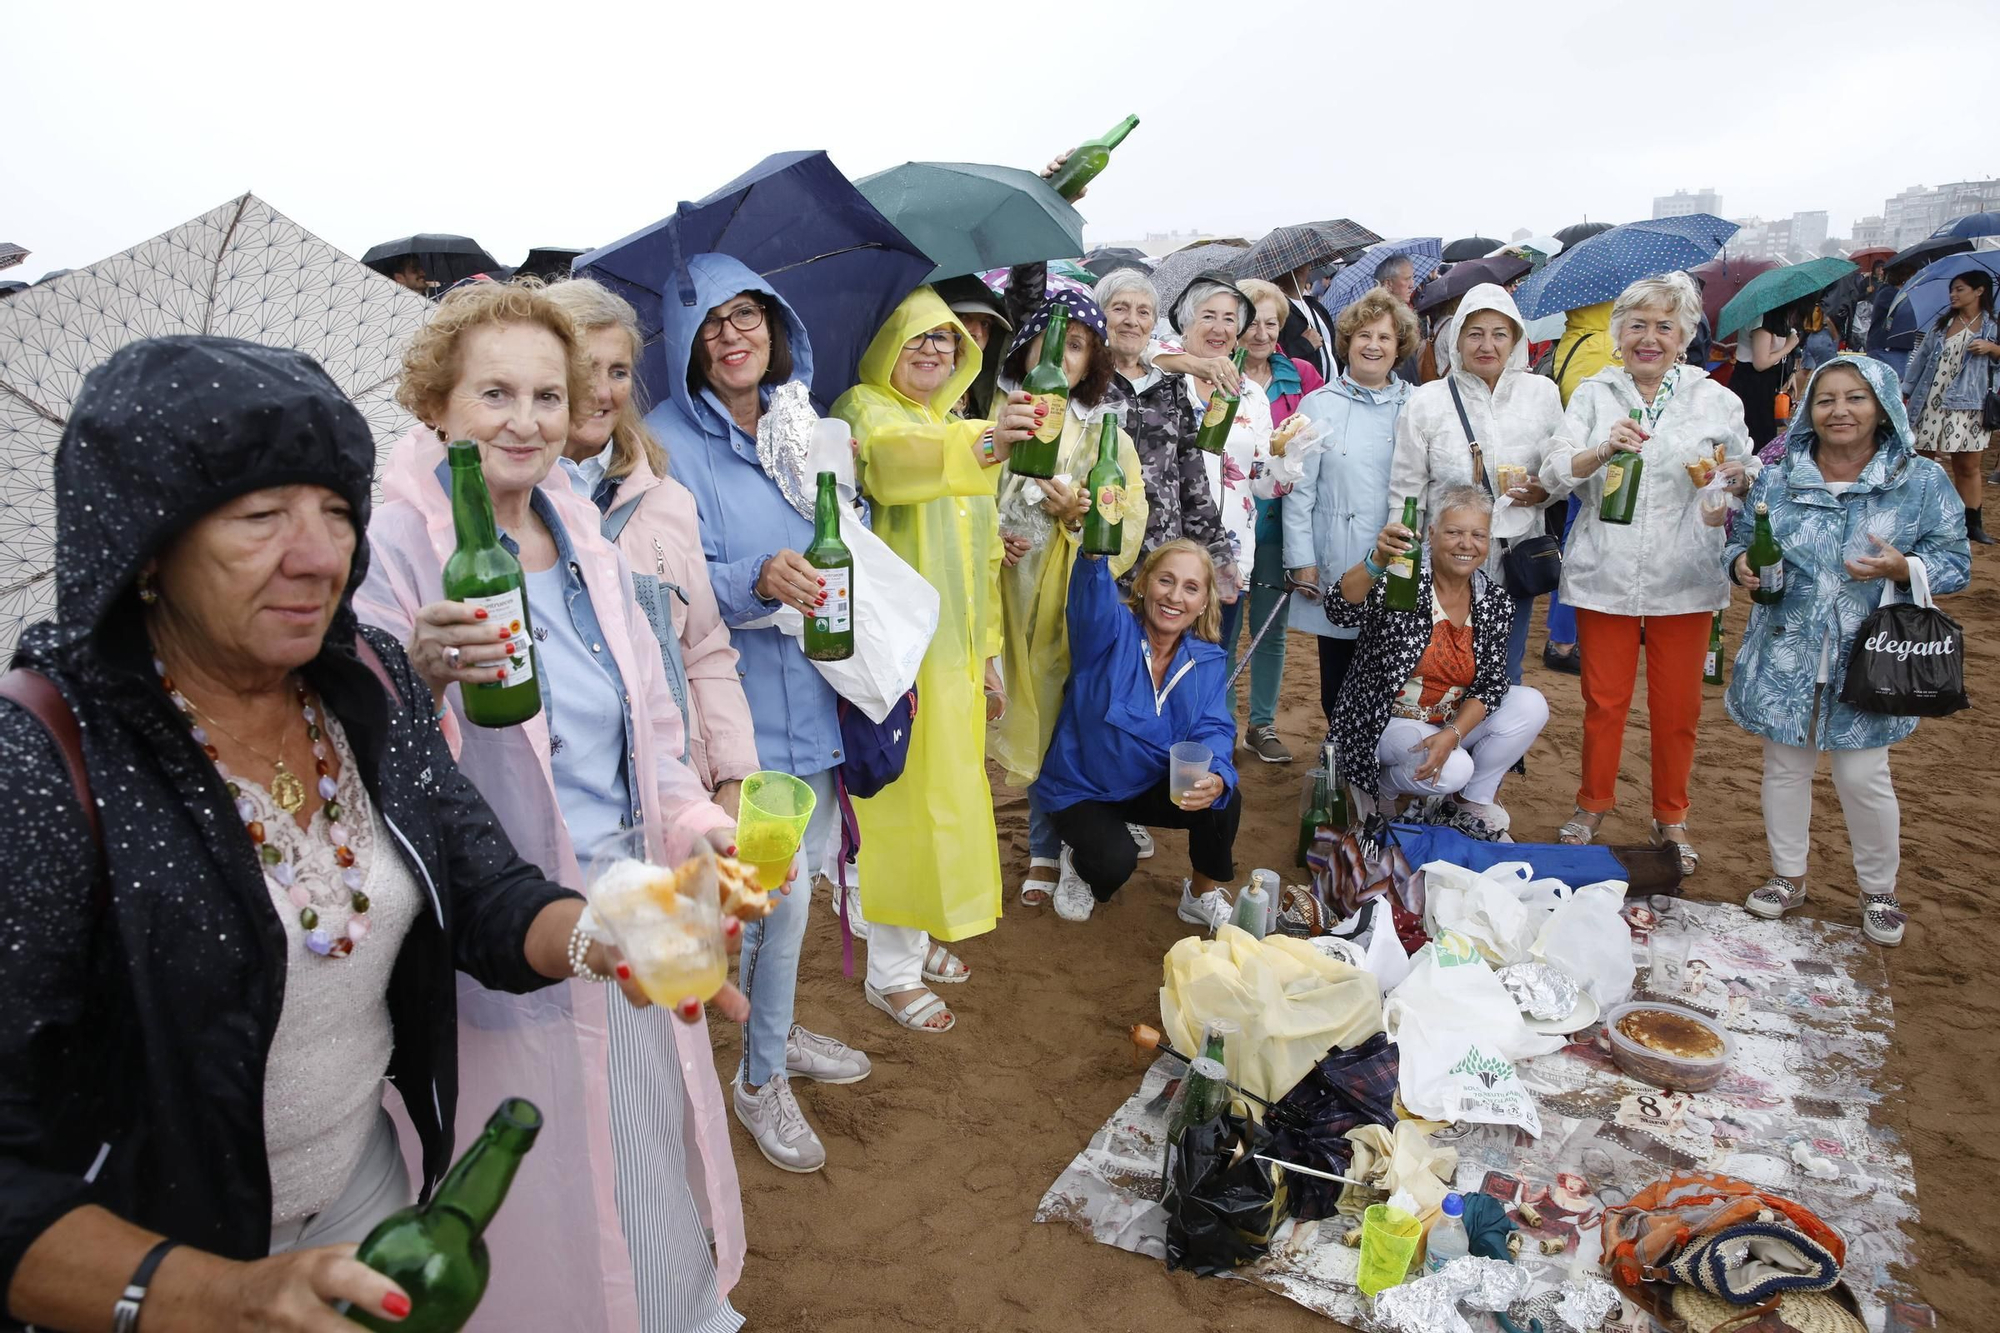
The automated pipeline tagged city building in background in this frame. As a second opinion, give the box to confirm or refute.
[1654,188,1723,220]
[1876,180,2000,247]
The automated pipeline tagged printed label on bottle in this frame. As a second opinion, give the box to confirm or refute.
[1031,394,1065,442]
[1389,556,1414,581]
[814,567,851,634]
[463,589,535,688]
[1758,562,1785,593]
[1201,396,1229,429]
[1704,650,1718,678]
[1604,462,1625,495]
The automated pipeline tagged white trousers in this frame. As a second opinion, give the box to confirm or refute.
[1378,686,1549,807]
[1761,738,1900,894]
[866,923,929,992]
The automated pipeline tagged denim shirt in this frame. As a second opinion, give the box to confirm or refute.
[436,461,643,837]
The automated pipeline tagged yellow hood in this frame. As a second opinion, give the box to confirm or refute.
[855,286,982,418]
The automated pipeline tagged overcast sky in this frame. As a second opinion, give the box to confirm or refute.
[7,0,1995,279]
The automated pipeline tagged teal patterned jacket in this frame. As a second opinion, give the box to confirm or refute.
[1722,355,1971,751]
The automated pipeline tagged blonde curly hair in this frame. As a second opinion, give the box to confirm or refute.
[395,277,591,432]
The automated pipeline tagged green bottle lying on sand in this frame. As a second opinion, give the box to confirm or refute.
[347,1099,542,1332]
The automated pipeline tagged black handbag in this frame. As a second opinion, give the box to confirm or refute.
[1982,349,2000,430]
[1451,380,1562,598]
[1838,563,1968,718]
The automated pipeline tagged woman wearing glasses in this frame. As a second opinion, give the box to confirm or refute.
[830,288,1040,1034]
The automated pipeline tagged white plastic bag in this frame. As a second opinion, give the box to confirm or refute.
[791,507,938,723]
[1263,416,1325,491]
[1383,940,1562,1135]
[1420,860,1570,965]
[1532,881,1634,1008]
[1329,895,1412,992]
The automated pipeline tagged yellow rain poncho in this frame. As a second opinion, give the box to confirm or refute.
[990,404,1147,785]
[832,288,1004,942]
[1552,300,1614,406]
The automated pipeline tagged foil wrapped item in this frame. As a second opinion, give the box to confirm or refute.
[1497,963,1580,1021]
[754,380,822,521]
[1371,1256,1530,1333]
[1552,1276,1620,1330]
[997,474,1062,549]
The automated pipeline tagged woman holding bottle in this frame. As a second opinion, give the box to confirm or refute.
[1543,274,1754,874]
[357,278,748,1332]
[991,290,1148,918]
[832,288,1041,1033]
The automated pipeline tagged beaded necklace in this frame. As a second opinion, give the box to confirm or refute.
[155,660,372,959]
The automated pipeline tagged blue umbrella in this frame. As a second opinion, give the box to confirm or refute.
[1512,214,1738,319]
[576,150,935,411]
[1889,250,2000,335]
[1935,212,2000,240]
[1318,237,1443,316]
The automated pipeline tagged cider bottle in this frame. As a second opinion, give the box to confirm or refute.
[1011,305,1070,479]
[1080,412,1126,557]
[1191,349,1248,455]
[1045,115,1139,201]
[441,442,541,728]
[1383,496,1422,612]
[1747,501,1786,607]
[802,471,854,661]
[1599,408,1645,526]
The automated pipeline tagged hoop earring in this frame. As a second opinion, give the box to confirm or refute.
[137,570,160,606]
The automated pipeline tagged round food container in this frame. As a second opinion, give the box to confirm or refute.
[1602,1001,1731,1091]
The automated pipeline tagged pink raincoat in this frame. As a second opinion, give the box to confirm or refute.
[355,428,742,1329]
[604,452,760,790]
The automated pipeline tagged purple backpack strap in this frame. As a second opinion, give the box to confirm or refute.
[833,768,862,978]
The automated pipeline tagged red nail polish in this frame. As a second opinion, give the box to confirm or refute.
[615,961,631,980]
[678,997,701,1020]
[382,1293,412,1319]
[724,917,742,939]
[494,668,507,681]
[472,608,488,620]
[725,844,738,857]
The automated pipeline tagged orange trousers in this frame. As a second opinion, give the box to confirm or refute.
[1574,608,1711,823]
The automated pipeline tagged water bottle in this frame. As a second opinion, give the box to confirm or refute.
[1423,1191,1470,1274]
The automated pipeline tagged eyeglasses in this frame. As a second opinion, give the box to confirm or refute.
[699,303,767,341]
[902,329,960,353]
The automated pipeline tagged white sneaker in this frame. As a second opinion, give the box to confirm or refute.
[1054,845,1095,922]
[731,1075,826,1173]
[1128,823,1155,859]
[1177,877,1229,930]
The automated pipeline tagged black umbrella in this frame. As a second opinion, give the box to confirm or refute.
[1415,255,1532,313]
[1553,221,1614,249]
[1886,233,1972,278]
[1082,245,1153,279]
[361,234,501,291]
[1442,236,1502,263]
[513,247,589,282]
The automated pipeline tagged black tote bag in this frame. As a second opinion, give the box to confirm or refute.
[1838,563,1967,717]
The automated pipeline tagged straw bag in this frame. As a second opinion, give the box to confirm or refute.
[1669,1286,1865,1333]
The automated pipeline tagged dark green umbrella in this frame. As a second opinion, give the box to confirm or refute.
[1715,257,1856,338]
[856,161,1085,283]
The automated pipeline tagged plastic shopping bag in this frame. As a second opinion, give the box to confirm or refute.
[1383,940,1562,1135]
[1421,860,1569,965]
[1532,881,1635,1008]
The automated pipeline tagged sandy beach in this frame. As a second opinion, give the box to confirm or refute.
[714,543,1997,1332]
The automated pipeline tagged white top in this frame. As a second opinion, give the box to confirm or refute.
[556,439,616,500]
[261,712,422,1232]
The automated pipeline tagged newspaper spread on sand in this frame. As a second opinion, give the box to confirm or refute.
[1036,900,1935,1333]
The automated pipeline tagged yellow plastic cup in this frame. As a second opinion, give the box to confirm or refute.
[737,770,816,893]
[1357,1203,1422,1296]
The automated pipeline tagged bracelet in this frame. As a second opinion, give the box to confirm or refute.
[568,923,612,983]
[112,1239,180,1333]
[1443,721,1464,745]
[1362,552,1387,579]
[978,428,999,467]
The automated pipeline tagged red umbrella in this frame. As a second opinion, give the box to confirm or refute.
[1845,246,1894,271]
[1689,255,1780,330]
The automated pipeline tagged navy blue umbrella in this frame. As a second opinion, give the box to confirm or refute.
[576,150,935,410]
[1512,214,1738,319]
[1318,237,1443,316]
[1936,212,2000,240]
[1890,251,2000,334]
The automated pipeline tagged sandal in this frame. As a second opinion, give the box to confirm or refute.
[1859,892,1906,947]
[1652,820,1700,876]
[865,983,955,1033]
[1745,876,1806,920]
[1557,807,1605,845]
[921,941,971,985]
[1019,857,1058,908]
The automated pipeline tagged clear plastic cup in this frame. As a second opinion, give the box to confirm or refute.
[584,828,726,1006]
[737,770,817,894]
[1169,742,1213,808]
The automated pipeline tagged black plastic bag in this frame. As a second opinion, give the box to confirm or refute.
[1839,599,1967,717]
[1162,1107,1289,1276]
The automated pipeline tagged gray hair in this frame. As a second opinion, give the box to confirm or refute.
[1611,272,1703,342]
[1093,268,1158,312]
[1431,484,1493,525]
[1172,276,1253,335]
[1375,253,1415,282]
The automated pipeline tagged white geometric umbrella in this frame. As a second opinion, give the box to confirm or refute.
[0,193,430,663]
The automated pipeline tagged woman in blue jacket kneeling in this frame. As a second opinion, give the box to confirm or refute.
[1034,541,1241,926]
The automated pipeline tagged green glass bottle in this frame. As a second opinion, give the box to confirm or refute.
[1191,349,1248,455]
[1045,114,1139,201]
[1011,305,1070,479]
[1297,740,1354,867]
[441,442,541,728]
[1383,496,1422,612]
[803,471,854,661]
[1747,501,1786,607]
[1703,609,1725,685]
[1080,413,1126,557]
[349,1099,542,1333]
[1599,408,1645,526]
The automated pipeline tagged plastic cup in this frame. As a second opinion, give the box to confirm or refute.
[1357,1203,1423,1296]
[583,828,726,1006]
[1649,919,1691,993]
[737,770,817,893]
[1168,742,1213,808]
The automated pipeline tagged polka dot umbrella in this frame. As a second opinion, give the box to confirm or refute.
[1511,214,1739,320]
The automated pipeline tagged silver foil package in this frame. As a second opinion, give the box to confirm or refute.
[1370,1256,1530,1333]
[1552,1277,1620,1330]
[754,380,820,521]
[1497,963,1580,1021]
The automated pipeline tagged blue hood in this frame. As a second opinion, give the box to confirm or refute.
[1775,353,1915,490]
[655,252,815,461]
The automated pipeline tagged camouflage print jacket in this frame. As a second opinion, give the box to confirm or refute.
[1108,368,1230,585]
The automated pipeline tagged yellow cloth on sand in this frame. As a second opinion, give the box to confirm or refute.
[1161,924,1384,1108]
[1339,1120,1459,1219]
[991,409,1147,785]
[831,287,1003,942]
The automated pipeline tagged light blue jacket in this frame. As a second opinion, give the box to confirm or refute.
[1901,309,1998,413]
[647,252,845,778]
[1723,355,1971,751]
[1281,373,1411,638]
